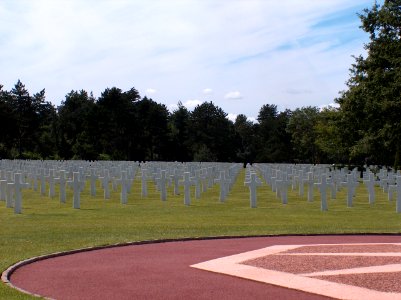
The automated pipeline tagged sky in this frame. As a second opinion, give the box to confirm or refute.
[0,0,381,122]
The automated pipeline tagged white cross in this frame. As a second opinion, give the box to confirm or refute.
[99,169,111,199]
[55,170,68,203]
[46,169,57,198]
[306,172,314,202]
[68,172,82,209]
[200,168,208,193]
[86,168,98,197]
[31,169,38,191]
[38,168,46,196]
[0,179,6,201]
[315,174,328,211]
[170,169,181,195]
[342,174,358,207]
[12,173,29,214]
[244,172,262,208]
[276,171,290,204]
[214,171,230,202]
[155,170,169,201]
[192,170,202,199]
[180,172,195,206]
[6,182,14,209]
[395,176,401,213]
[116,171,131,204]
[363,172,376,204]
[326,175,337,200]
[207,167,215,188]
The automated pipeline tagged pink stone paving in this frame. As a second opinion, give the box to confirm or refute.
[191,243,401,300]
[243,255,401,274]
[315,272,401,293]
[283,244,401,253]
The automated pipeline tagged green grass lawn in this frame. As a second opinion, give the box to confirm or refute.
[1,169,400,299]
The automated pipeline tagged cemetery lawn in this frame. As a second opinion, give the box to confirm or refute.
[1,169,400,299]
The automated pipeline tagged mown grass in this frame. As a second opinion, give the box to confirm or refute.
[0,169,400,299]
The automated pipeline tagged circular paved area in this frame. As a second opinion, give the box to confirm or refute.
[5,235,401,300]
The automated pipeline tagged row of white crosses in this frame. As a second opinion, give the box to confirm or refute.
[141,162,242,206]
[363,167,401,208]
[0,160,140,213]
[0,169,30,213]
[1,160,401,213]
[251,163,401,213]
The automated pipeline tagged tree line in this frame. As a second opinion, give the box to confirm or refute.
[0,82,337,163]
[0,1,399,167]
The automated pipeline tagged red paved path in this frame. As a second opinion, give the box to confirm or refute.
[8,235,401,300]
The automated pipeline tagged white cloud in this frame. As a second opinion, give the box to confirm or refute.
[227,113,237,122]
[319,102,340,110]
[224,91,243,100]
[226,114,257,123]
[183,99,203,110]
[168,103,178,112]
[203,88,213,95]
[247,117,257,123]
[285,88,312,95]
[146,88,157,95]
[0,0,372,118]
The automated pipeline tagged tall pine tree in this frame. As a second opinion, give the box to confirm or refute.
[337,0,401,167]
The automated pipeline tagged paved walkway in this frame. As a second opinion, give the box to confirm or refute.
[5,235,401,300]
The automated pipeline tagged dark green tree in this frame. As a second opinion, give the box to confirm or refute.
[189,102,236,161]
[0,85,14,158]
[337,0,401,167]
[96,87,140,160]
[58,90,97,159]
[315,107,348,163]
[234,114,257,164]
[7,80,55,158]
[286,106,321,163]
[134,97,170,161]
[255,104,292,162]
[169,102,192,161]
[9,80,35,157]
[33,90,58,159]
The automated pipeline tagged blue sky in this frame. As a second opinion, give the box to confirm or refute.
[0,0,381,122]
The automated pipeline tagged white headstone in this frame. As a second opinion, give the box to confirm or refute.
[39,168,46,196]
[192,170,202,199]
[13,173,29,214]
[100,169,111,199]
[276,171,290,204]
[56,170,68,203]
[342,174,358,207]
[170,169,181,195]
[180,172,195,206]
[306,172,314,202]
[245,173,262,208]
[0,179,7,201]
[315,174,328,211]
[395,176,401,213]
[46,169,57,198]
[87,168,98,197]
[214,171,230,202]
[68,172,82,209]
[155,170,169,201]
[117,170,131,204]
[363,172,376,204]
